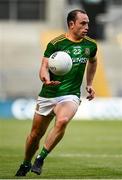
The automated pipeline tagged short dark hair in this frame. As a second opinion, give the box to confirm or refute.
[67,9,86,27]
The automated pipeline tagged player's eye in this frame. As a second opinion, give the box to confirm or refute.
[80,21,89,26]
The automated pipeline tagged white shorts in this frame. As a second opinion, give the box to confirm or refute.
[35,95,81,116]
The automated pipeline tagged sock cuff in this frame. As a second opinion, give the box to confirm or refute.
[39,146,49,160]
[43,146,50,153]
[23,160,31,165]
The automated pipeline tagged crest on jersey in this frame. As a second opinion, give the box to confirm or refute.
[84,48,90,56]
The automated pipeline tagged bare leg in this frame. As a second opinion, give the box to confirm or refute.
[30,101,79,176]
[44,101,78,151]
[15,113,53,176]
[24,113,52,162]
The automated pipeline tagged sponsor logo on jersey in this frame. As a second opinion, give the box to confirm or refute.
[72,57,88,63]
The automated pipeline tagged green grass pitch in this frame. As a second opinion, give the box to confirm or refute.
[0,119,122,179]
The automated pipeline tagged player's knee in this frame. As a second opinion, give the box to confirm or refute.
[56,117,69,130]
[30,130,41,141]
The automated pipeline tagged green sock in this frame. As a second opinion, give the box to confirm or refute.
[38,147,49,161]
[23,160,31,166]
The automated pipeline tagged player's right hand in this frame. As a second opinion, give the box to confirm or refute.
[45,80,61,86]
[42,77,61,86]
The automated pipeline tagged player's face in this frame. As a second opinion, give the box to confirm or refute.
[70,12,89,39]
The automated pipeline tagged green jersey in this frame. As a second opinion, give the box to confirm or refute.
[39,34,97,98]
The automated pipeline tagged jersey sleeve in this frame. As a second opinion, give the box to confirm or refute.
[90,43,97,58]
[44,42,56,58]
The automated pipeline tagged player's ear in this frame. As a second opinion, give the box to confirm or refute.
[69,21,74,28]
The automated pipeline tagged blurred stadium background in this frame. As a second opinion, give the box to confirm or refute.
[1,1,122,179]
[0,0,122,120]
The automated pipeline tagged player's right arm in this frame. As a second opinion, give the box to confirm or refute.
[39,57,61,86]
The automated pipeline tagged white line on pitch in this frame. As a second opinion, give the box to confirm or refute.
[50,153,122,158]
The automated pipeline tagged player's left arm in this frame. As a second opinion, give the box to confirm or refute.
[86,56,97,101]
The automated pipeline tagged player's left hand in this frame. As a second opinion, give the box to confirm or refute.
[86,85,95,101]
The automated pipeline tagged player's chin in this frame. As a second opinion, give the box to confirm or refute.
[81,33,87,38]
